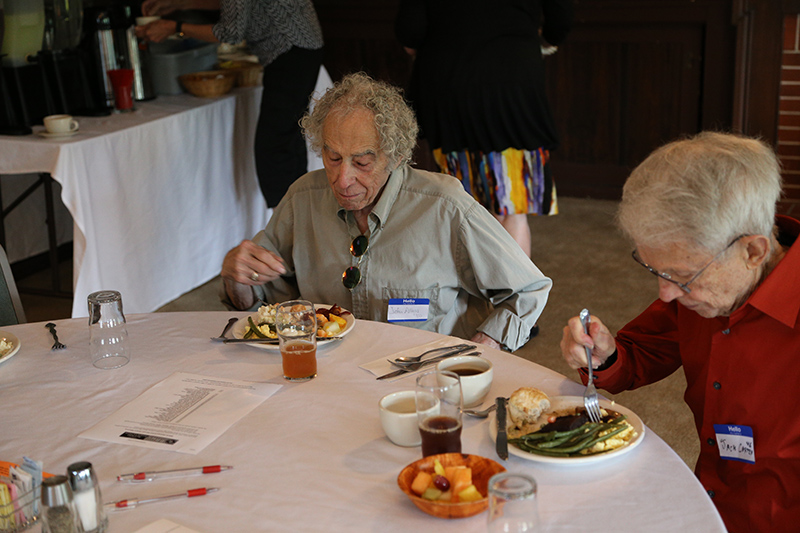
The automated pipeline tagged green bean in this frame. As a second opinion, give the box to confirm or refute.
[509,416,632,457]
[248,316,267,338]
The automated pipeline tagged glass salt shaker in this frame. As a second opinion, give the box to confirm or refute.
[67,462,107,533]
[88,290,131,369]
[41,475,84,533]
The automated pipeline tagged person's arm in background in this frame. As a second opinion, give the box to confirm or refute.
[141,0,220,16]
[137,0,221,43]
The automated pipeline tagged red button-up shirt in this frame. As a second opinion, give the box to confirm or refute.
[589,215,800,532]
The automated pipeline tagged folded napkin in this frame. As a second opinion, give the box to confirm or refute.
[359,339,481,382]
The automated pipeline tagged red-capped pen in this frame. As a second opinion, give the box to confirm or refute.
[117,465,233,482]
[105,487,220,510]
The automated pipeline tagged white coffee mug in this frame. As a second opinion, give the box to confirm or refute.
[437,355,493,408]
[136,16,160,26]
[43,114,79,134]
[379,390,421,447]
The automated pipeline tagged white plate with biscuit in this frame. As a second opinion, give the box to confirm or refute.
[489,395,646,466]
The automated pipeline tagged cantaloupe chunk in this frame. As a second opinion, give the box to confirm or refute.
[451,467,472,496]
[330,314,347,328]
[457,484,483,502]
[444,465,465,485]
[411,471,432,496]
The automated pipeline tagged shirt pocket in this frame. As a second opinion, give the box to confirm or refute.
[381,286,442,323]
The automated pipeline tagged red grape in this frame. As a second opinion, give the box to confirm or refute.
[432,475,450,491]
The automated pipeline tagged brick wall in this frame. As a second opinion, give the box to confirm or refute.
[779,15,800,216]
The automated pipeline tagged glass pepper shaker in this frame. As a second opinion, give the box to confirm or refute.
[41,475,84,533]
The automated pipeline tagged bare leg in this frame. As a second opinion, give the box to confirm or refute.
[494,213,531,257]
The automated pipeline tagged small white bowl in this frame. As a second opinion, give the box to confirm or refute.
[437,355,493,408]
[379,390,421,447]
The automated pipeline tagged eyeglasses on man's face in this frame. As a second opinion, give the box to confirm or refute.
[342,235,369,290]
[631,235,746,294]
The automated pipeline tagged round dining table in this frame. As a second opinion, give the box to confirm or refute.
[0,311,725,532]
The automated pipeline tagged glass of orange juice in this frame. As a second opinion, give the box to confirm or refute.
[276,300,317,382]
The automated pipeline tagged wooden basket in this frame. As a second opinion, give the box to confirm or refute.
[218,60,263,87]
[179,70,236,98]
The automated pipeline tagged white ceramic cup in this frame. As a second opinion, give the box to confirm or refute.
[437,355,493,408]
[43,114,79,134]
[136,16,160,26]
[379,390,421,447]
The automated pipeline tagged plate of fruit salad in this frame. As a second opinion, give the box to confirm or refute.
[230,303,355,351]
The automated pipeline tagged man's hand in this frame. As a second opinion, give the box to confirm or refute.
[135,19,178,43]
[470,331,502,350]
[560,315,616,370]
[221,240,287,310]
[141,0,183,16]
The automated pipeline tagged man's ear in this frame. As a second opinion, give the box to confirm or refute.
[742,234,771,270]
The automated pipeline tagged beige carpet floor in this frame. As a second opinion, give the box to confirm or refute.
[19,196,699,469]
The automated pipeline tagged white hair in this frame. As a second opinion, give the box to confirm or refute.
[617,132,783,253]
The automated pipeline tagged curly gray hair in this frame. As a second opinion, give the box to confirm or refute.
[301,72,419,170]
[618,132,783,253]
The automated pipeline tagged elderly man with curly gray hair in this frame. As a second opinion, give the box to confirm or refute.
[560,131,800,531]
[221,72,552,351]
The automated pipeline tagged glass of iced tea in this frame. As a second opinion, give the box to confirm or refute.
[415,369,463,457]
[275,300,317,382]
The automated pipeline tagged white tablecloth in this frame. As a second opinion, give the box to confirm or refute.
[0,312,726,532]
[0,89,269,317]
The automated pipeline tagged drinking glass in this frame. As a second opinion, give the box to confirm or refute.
[415,369,462,457]
[275,300,317,382]
[107,68,135,112]
[487,472,540,533]
[88,290,130,369]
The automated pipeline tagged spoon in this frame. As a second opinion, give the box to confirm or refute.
[464,403,497,418]
[392,344,474,365]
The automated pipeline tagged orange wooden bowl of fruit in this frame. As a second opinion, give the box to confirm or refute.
[397,453,506,519]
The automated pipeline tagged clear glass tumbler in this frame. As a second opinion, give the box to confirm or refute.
[415,369,463,457]
[275,300,317,381]
[88,290,130,369]
[487,472,540,533]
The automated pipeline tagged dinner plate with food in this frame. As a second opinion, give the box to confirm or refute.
[230,303,355,351]
[0,331,21,366]
[489,387,645,466]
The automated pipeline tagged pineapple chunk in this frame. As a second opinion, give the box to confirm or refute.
[457,484,483,502]
[410,472,432,496]
[433,459,445,477]
[421,487,442,501]
[330,314,347,328]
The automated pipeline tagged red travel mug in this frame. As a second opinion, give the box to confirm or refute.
[107,69,135,111]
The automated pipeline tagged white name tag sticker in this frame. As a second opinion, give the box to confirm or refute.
[713,424,755,463]
[387,298,429,322]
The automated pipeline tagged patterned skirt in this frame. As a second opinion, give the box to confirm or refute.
[433,147,557,216]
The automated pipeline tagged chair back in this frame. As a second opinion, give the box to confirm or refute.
[0,245,26,326]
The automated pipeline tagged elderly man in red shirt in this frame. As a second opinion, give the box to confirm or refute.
[560,131,800,532]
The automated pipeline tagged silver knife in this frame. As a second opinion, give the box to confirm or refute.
[376,350,480,380]
[496,396,508,460]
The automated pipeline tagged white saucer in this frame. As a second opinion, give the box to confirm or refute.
[38,129,79,138]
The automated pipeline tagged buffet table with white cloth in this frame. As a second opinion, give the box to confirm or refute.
[0,312,725,532]
[0,89,269,317]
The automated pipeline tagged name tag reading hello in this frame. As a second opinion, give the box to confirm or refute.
[713,424,755,463]
[387,298,430,322]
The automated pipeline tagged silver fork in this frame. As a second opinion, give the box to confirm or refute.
[45,322,66,350]
[579,309,602,423]
[210,317,239,341]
